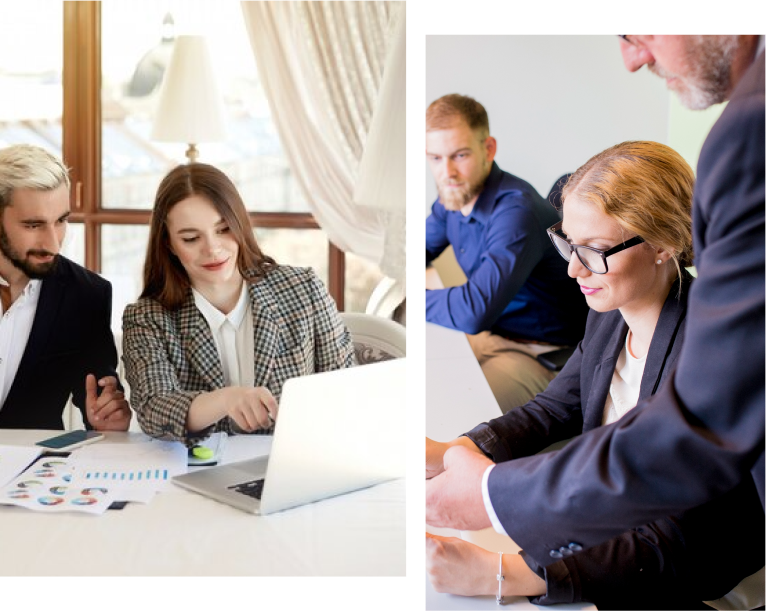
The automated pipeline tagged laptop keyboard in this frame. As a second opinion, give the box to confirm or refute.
[229,478,265,500]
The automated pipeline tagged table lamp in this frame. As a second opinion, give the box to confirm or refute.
[151,34,226,163]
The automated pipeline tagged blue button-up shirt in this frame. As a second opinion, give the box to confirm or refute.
[426,162,588,345]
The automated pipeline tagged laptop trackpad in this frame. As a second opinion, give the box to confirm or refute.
[228,457,268,480]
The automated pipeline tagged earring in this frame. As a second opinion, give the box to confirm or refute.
[656,259,662,264]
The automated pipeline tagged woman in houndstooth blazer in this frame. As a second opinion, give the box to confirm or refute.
[122,163,354,446]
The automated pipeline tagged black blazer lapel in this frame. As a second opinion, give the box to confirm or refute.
[582,314,628,432]
[5,270,66,406]
[638,274,690,401]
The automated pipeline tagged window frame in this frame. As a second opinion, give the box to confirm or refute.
[61,2,345,309]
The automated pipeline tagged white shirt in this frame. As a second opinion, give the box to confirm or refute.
[0,277,42,410]
[602,331,646,426]
[192,283,255,388]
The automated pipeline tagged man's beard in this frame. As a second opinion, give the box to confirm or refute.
[436,164,489,212]
[0,223,59,279]
[649,35,740,110]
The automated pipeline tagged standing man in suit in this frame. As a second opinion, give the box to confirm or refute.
[426,36,764,567]
[0,144,131,431]
[426,94,588,413]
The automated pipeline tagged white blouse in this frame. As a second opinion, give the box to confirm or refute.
[602,330,647,426]
[192,282,255,388]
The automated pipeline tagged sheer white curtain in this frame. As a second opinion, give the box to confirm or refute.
[240,1,404,271]
[354,7,406,283]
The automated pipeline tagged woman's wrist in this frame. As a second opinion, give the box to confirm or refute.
[187,388,230,432]
[500,553,547,598]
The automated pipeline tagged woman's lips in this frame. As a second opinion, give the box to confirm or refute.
[580,285,601,296]
[202,259,228,271]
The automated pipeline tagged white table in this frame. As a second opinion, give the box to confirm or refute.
[426,320,594,610]
[0,430,404,576]
[426,321,501,441]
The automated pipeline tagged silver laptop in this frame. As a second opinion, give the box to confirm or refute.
[172,358,406,514]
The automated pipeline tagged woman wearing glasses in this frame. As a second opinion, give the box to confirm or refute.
[426,141,764,609]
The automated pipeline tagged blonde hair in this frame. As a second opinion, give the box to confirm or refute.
[562,141,695,283]
[426,94,489,139]
[0,144,70,210]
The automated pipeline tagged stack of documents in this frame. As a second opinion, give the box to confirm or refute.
[68,437,188,503]
[0,437,187,514]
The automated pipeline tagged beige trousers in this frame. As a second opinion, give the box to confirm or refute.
[466,331,558,415]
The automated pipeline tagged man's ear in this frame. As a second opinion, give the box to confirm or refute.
[484,136,497,164]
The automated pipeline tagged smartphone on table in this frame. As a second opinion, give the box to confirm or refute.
[35,430,104,452]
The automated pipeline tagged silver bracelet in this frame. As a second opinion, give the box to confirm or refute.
[496,551,505,605]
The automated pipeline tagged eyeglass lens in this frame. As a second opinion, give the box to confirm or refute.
[549,233,607,273]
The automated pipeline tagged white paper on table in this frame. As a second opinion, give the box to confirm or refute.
[0,445,42,488]
[67,437,188,496]
[0,457,116,515]
[102,485,156,504]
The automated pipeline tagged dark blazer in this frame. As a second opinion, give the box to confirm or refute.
[484,50,765,566]
[122,265,355,445]
[0,256,119,430]
[466,272,764,608]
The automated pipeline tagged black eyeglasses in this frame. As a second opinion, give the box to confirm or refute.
[547,221,645,274]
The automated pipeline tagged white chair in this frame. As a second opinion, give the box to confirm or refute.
[365,277,406,326]
[340,312,406,365]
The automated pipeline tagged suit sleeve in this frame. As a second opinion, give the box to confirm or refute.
[71,278,120,429]
[306,269,355,371]
[425,200,546,334]
[519,480,765,608]
[122,302,209,445]
[463,339,585,461]
[485,90,765,566]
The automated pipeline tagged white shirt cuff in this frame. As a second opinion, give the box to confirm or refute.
[481,463,508,536]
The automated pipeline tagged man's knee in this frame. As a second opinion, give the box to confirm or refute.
[480,353,555,414]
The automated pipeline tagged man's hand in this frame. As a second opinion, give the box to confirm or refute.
[426,445,493,531]
[86,374,131,431]
[426,437,450,479]
[426,436,485,479]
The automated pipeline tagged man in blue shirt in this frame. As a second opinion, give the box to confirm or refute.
[426,94,588,413]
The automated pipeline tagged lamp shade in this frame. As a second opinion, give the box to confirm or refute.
[151,35,227,145]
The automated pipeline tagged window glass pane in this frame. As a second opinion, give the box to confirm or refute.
[0,2,62,153]
[345,252,386,314]
[101,1,307,212]
[100,225,150,331]
[255,228,329,291]
[61,222,85,267]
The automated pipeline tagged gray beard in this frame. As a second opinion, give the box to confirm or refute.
[650,35,740,110]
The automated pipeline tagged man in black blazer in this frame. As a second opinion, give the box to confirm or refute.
[426,36,765,566]
[0,144,131,431]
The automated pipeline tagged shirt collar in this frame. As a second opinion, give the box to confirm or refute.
[461,161,503,225]
[0,274,41,298]
[192,281,249,331]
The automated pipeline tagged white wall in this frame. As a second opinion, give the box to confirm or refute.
[425,35,670,211]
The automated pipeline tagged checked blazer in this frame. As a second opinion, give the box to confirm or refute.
[122,265,354,444]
